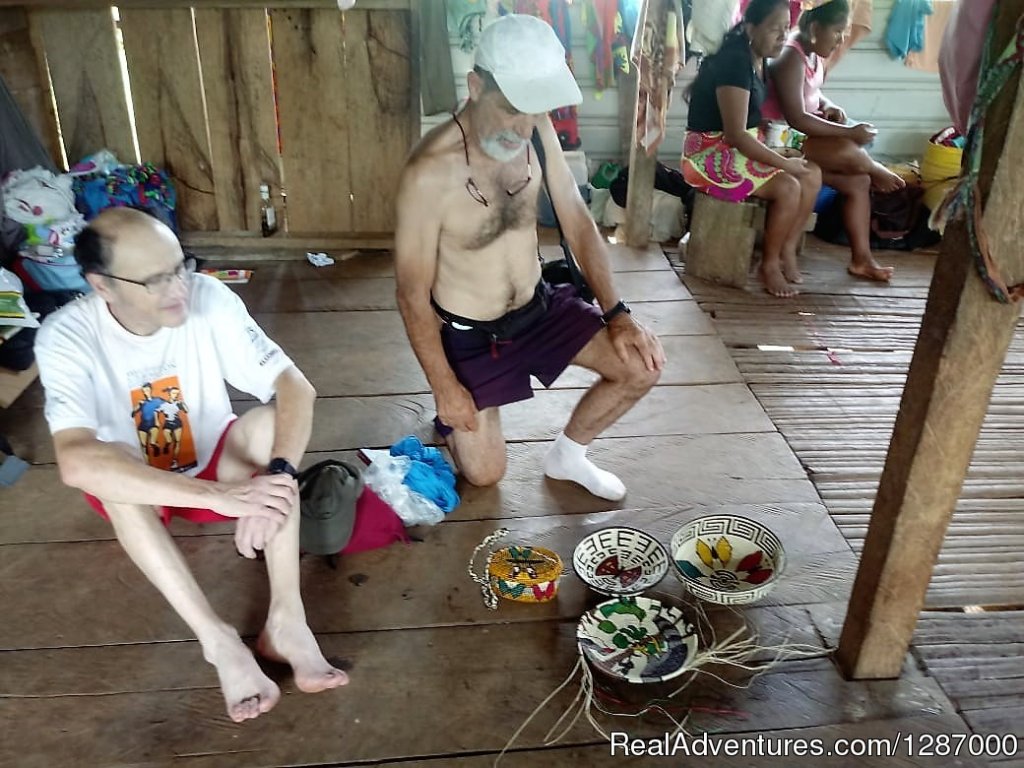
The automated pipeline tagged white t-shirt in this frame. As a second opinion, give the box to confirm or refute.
[35,274,294,475]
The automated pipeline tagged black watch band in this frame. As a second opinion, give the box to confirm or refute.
[267,457,299,479]
[601,300,631,325]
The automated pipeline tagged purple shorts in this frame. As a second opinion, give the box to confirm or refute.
[435,281,604,435]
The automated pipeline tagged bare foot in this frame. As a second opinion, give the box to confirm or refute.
[257,621,349,693]
[781,251,804,284]
[870,164,906,193]
[848,260,894,282]
[206,636,281,723]
[760,264,799,298]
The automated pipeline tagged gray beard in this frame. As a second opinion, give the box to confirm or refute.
[480,134,527,163]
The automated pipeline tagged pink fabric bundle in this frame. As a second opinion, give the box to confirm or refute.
[939,0,997,134]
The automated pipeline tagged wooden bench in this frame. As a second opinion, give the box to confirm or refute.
[686,193,816,288]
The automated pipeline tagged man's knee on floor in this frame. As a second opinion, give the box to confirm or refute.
[460,457,507,487]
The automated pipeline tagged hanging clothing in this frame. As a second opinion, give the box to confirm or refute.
[762,36,825,122]
[0,77,55,176]
[580,0,622,91]
[885,0,933,61]
[421,0,458,116]
[447,0,489,52]
[938,0,996,134]
[633,0,685,154]
[688,0,741,56]
[905,0,954,73]
[824,0,873,72]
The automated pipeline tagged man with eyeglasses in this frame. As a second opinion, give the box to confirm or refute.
[395,14,665,501]
[33,207,348,723]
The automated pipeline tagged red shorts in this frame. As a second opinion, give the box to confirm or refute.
[84,420,236,526]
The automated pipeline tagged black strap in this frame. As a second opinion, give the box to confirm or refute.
[531,128,586,291]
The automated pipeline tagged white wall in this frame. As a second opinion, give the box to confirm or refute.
[425,0,951,167]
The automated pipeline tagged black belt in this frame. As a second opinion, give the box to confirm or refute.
[432,281,549,342]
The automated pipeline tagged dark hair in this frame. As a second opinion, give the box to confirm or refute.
[715,0,790,58]
[74,225,110,275]
[799,0,850,34]
[473,65,500,94]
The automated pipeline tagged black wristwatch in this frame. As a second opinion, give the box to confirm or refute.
[601,300,631,325]
[267,457,299,479]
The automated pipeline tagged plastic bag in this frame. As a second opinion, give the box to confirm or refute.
[0,268,40,328]
[364,454,445,527]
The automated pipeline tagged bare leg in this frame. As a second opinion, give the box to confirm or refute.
[216,406,349,694]
[446,407,507,487]
[779,163,822,284]
[752,173,802,297]
[804,136,905,193]
[822,170,894,282]
[543,328,661,500]
[102,485,280,723]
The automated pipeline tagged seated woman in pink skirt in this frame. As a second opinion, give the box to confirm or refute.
[764,0,904,282]
[682,0,821,298]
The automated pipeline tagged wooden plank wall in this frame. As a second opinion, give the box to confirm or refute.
[32,8,136,165]
[120,8,218,230]
[10,2,414,236]
[272,8,354,233]
[194,7,281,231]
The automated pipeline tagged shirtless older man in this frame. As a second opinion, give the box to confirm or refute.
[35,208,347,722]
[395,15,665,501]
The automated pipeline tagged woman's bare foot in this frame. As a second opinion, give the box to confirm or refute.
[870,163,906,193]
[206,635,281,723]
[848,258,894,282]
[760,264,799,298]
[781,251,804,284]
[257,620,349,693]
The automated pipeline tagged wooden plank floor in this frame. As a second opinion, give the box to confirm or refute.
[0,241,983,767]
[679,236,1024,767]
[679,238,1024,610]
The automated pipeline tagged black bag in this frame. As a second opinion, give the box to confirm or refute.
[532,130,595,304]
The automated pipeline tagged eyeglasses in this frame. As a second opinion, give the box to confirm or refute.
[452,111,532,208]
[98,256,196,295]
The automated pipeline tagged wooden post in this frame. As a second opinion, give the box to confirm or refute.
[837,2,1024,680]
[623,0,665,248]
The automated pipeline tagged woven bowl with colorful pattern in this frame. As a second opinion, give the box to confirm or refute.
[577,596,699,683]
[572,526,669,597]
[670,515,786,605]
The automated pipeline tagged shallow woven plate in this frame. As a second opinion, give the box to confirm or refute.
[577,596,698,683]
[572,526,669,597]
[671,515,786,605]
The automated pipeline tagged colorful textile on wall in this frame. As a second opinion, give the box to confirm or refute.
[632,0,685,155]
[884,0,933,60]
[581,0,631,91]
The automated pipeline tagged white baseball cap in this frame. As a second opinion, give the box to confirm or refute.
[474,14,583,114]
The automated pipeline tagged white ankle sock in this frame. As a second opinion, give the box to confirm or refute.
[544,433,626,501]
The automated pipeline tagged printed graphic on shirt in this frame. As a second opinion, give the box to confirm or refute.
[130,377,197,472]
[246,324,281,368]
